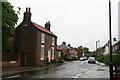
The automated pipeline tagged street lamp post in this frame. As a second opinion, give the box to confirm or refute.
[109,0,113,80]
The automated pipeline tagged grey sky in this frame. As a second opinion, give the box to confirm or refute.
[8,0,119,51]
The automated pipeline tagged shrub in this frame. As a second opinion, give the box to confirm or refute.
[63,53,68,60]
[103,54,109,65]
[45,58,50,64]
[112,54,120,63]
[51,59,57,64]
[103,54,120,65]
[72,57,78,60]
[97,54,104,62]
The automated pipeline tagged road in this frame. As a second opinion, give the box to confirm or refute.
[2,60,110,79]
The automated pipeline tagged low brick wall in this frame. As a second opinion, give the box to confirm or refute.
[2,61,20,68]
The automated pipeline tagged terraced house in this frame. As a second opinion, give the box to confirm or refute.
[14,8,58,66]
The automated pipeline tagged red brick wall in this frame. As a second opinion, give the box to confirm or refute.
[2,61,20,68]
[36,30,58,65]
[2,53,19,61]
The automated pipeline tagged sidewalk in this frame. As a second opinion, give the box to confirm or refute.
[78,68,110,78]
[96,61,106,66]
[1,63,62,75]
[78,61,110,78]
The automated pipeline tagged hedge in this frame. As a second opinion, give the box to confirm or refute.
[103,54,120,65]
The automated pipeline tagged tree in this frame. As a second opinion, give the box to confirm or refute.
[2,2,19,52]
[79,46,89,54]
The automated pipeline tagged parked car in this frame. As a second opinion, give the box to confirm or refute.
[79,57,84,61]
[88,57,96,63]
[84,57,88,60]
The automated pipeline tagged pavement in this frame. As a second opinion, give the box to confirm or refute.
[1,61,109,79]
[96,61,106,66]
[1,63,62,77]
[1,61,106,74]
[77,64,110,78]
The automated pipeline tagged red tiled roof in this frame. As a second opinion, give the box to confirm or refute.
[57,46,63,51]
[32,22,57,37]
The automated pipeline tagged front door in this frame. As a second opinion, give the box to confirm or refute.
[48,49,51,62]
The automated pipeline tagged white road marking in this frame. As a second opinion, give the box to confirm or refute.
[71,66,97,78]
[72,73,82,78]
[3,75,20,79]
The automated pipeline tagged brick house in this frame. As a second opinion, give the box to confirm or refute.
[59,42,70,54]
[74,48,83,58]
[98,38,120,55]
[14,8,58,66]
[59,42,83,60]
[56,46,63,61]
[113,40,120,54]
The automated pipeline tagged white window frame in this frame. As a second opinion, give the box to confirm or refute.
[52,47,55,59]
[41,33,45,43]
[52,37,55,46]
[40,45,45,60]
[59,51,61,57]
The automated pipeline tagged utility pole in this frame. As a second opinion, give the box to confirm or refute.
[109,0,113,80]
[98,40,100,61]
[96,41,97,53]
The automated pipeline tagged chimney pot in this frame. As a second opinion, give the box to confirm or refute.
[24,7,31,21]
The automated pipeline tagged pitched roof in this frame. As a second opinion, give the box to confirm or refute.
[32,22,57,37]
[59,44,70,49]
[57,46,63,51]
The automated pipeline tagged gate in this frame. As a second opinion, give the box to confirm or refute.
[113,63,120,80]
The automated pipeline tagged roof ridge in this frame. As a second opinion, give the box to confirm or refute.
[32,22,57,37]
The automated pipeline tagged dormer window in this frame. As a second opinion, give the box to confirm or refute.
[41,33,45,43]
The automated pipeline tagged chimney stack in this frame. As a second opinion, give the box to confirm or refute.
[113,38,117,41]
[113,38,117,44]
[63,42,66,45]
[68,44,71,47]
[45,21,51,31]
[23,7,31,21]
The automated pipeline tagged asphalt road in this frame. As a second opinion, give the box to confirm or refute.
[2,60,110,79]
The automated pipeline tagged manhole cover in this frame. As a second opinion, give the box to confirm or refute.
[97,68,105,71]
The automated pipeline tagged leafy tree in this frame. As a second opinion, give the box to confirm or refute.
[79,46,89,54]
[2,1,18,51]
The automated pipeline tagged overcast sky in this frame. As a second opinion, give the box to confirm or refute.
[8,0,119,51]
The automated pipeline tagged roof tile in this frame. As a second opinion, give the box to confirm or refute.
[32,22,57,37]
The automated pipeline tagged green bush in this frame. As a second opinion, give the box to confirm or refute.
[45,58,50,64]
[97,54,104,62]
[63,53,68,60]
[72,57,78,60]
[103,54,120,65]
[51,59,57,64]
[112,54,120,63]
[103,54,109,65]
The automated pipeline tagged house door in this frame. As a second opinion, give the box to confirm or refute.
[48,49,51,62]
